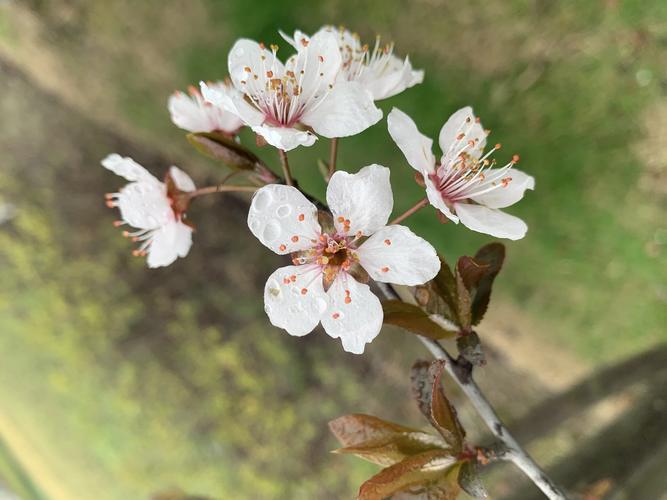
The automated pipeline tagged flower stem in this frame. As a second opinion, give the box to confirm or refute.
[278,149,294,186]
[327,138,338,180]
[188,185,258,198]
[389,198,429,225]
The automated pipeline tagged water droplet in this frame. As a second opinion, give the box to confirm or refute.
[276,204,291,218]
[262,220,281,242]
[248,218,260,234]
[253,189,272,211]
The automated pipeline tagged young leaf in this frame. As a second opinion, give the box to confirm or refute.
[411,361,465,454]
[329,414,419,447]
[429,256,460,325]
[330,414,447,467]
[382,301,457,340]
[186,132,261,171]
[429,361,466,453]
[458,461,489,499]
[471,243,505,325]
[358,450,461,500]
[455,270,472,330]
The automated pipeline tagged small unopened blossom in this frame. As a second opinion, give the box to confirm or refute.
[201,32,381,152]
[103,154,195,268]
[388,107,535,240]
[282,26,424,101]
[168,82,244,134]
[247,165,440,354]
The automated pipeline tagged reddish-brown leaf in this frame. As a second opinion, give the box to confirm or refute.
[358,450,462,500]
[382,301,457,340]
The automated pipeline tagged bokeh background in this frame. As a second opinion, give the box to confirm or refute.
[0,1,665,499]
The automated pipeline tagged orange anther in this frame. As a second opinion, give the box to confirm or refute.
[266,70,274,78]
[495,143,502,150]
[384,239,391,245]
[318,55,324,62]
[337,216,345,223]
[456,133,465,140]
[298,213,305,221]
[290,275,297,282]
[291,235,299,242]
[279,244,287,251]
[382,267,389,273]
[344,296,352,304]
[113,220,124,227]
[301,288,308,295]
[332,312,340,319]
[512,154,520,163]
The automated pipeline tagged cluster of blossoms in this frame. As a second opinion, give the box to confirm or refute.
[102,25,534,353]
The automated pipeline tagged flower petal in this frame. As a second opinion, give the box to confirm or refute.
[263,265,327,337]
[102,154,158,184]
[115,181,172,229]
[438,106,487,163]
[168,166,196,192]
[327,164,393,236]
[247,184,321,254]
[289,30,341,96]
[250,124,317,151]
[146,220,193,268]
[361,56,423,101]
[470,168,535,209]
[321,274,383,354]
[201,82,264,127]
[425,176,459,223]
[454,202,528,240]
[357,225,440,285]
[300,81,382,138]
[227,38,285,93]
[168,91,212,133]
[387,108,435,175]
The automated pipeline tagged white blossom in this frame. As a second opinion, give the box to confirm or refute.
[103,154,195,268]
[247,165,440,354]
[201,32,381,152]
[168,82,244,134]
[388,107,535,240]
[282,26,424,101]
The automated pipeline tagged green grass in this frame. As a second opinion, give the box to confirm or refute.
[0,438,45,500]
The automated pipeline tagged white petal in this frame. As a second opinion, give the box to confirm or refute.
[300,81,382,138]
[471,168,535,209]
[438,106,487,163]
[357,225,440,285]
[454,202,528,240]
[227,38,285,92]
[321,274,383,354]
[168,166,196,192]
[361,56,422,101]
[326,164,393,236]
[289,30,341,103]
[146,221,193,268]
[247,184,321,254]
[263,265,328,337]
[251,124,317,151]
[102,154,158,184]
[387,108,435,175]
[168,91,213,133]
[424,176,459,223]
[201,82,264,127]
[115,181,173,229]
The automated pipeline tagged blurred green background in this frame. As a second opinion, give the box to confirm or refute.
[0,1,665,499]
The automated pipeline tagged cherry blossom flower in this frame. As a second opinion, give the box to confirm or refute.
[168,82,244,134]
[247,165,440,354]
[388,107,535,240]
[200,31,381,152]
[103,154,195,268]
[282,26,424,101]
